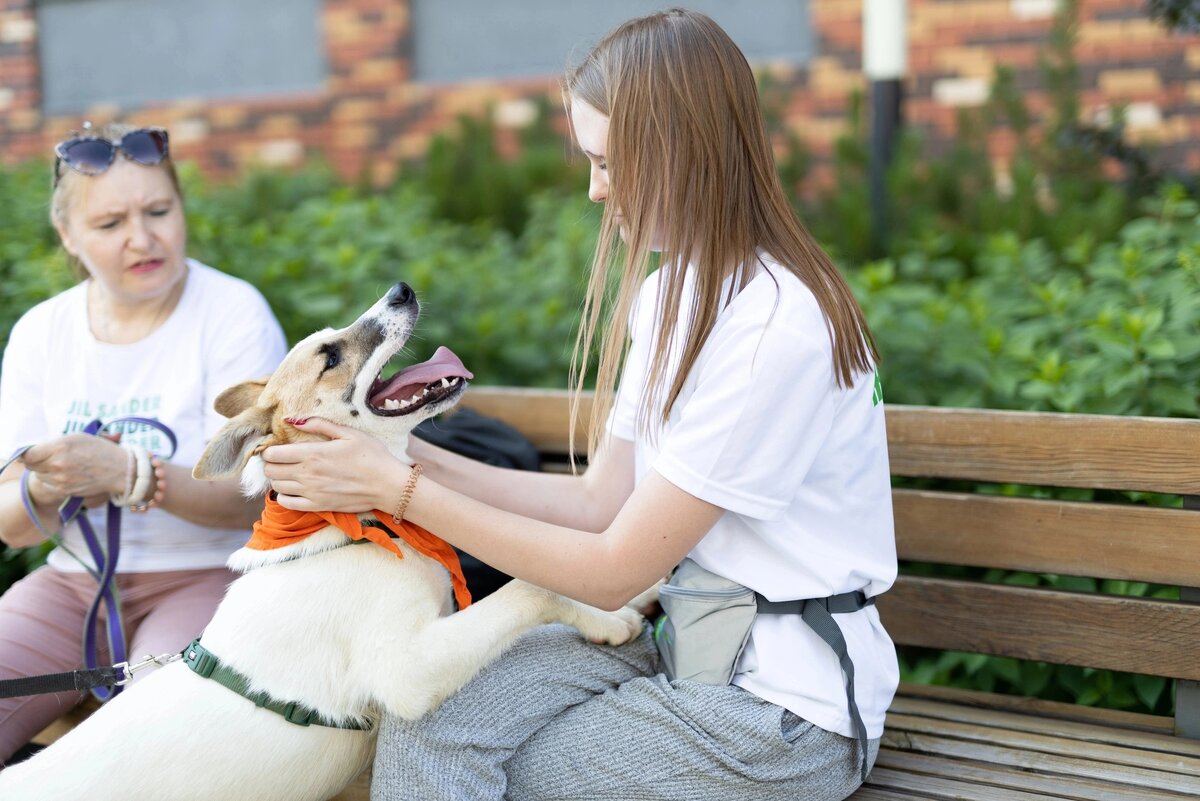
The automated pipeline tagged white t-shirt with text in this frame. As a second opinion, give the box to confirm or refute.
[0,260,287,573]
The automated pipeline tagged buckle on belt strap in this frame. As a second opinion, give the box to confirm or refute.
[755,590,875,783]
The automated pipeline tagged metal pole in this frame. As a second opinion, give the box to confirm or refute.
[864,0,907,257]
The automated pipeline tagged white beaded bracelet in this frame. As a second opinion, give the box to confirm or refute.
[110,446,136,506]
[112,443,152,508]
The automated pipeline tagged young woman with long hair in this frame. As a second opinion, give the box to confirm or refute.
[263,10,897,800]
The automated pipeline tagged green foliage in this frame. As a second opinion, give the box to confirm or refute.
[399,98,588,236]
[0,161,77,358]
[851,187,1200,416]
[184,177,598,387]
[1147,0,1200,32]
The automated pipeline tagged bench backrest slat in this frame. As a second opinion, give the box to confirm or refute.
[894,489,1200,587]
[886,406,1200,495]
[878,576,1200,681]
[464,387,585,455]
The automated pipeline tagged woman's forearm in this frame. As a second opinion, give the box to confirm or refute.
[410,437,615,531]
[0,475,56,549]
[404,473,630,608]
[380,466,718,611]
[0,465,261,547]
[164,463,262,530]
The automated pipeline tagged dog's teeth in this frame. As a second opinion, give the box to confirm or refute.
[410,393,423,402]
[449,377,459,385]
[441,378,452,388]
[422,387,431,395]
[383,398,400,410]
[399,398,412,408]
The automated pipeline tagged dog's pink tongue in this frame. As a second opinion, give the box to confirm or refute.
[371,346,473,403]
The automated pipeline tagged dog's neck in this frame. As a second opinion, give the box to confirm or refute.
[226,526,357,573]
[227,432,411,573]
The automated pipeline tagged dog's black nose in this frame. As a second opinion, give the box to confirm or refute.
[387,282,416,308]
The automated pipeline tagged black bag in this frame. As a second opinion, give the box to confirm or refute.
[413,408,540,599]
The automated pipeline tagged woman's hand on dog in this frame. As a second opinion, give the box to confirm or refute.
[262,418,407,513]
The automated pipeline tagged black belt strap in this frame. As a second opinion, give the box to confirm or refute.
[756,591,874,783]
[0,665,125,698]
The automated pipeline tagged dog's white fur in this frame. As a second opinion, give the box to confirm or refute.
[0,288,643,801]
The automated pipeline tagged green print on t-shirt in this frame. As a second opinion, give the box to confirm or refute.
[62,395,167,452]
[872,369,883,407]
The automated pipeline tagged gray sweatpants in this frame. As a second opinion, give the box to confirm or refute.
[370,623,877,801]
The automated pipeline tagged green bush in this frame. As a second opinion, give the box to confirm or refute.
[186,180,598,387]
[852,186,1200,416]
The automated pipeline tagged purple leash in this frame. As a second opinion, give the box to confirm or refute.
[6,416,177,702]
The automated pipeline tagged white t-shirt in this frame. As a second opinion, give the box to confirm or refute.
[610,256,899,739]
[0,260,288,573]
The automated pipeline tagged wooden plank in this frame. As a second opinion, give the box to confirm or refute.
[867,766,1065,801]
[461,387,586,456]
[893,489,1200,587]
[850,788,926,801]
[465,392,1200,495]
[885,406,1200,494]
[882,723,1200,794]
[888,697,1200,758]
[875,749,1198,801]
[895,683,1175,736]
[877,576,1200,681]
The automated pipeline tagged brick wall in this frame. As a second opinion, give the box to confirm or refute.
[1,0,1196,189]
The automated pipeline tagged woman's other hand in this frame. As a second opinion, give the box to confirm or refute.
[261,418,405,514]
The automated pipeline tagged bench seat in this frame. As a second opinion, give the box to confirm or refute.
[856,683,1200,800]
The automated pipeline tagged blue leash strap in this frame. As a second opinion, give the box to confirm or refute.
[5,416,177,702]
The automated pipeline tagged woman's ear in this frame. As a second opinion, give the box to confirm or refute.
[53,218,78,261]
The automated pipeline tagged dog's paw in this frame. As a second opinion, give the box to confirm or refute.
[579,605,645,646]
[626,579,663,613]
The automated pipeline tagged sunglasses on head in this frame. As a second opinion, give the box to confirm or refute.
[53,127,170,187]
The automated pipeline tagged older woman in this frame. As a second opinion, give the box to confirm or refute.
[0,123,287,763]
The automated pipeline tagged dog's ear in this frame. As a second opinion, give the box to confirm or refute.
[214,378,270,419]
[193,405,275,480]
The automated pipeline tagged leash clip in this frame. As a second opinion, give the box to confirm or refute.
[115,651,182,685]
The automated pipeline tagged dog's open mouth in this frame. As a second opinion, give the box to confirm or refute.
[367,346,473,416]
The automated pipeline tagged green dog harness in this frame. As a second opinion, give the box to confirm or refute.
[181,638,373,731]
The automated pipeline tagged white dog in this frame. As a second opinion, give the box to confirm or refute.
[0,283,644,801]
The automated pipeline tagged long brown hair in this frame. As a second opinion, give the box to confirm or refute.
[564,8,878,459]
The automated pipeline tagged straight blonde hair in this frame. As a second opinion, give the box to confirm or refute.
[564,8,878,460]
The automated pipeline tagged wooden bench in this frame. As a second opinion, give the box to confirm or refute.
[461,387,1200,801]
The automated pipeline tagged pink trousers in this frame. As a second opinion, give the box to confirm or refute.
[0,565,235,763]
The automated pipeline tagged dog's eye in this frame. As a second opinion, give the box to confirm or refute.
[319,344,342,372]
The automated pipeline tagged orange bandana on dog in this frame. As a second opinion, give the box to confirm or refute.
[249,496,472,610]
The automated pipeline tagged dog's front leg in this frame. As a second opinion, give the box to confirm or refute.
[370,580,642,720]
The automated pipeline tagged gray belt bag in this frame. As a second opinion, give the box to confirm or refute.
[652,557,876,782]
[654,558,758,685]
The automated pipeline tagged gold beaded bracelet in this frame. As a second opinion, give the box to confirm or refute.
[391,463,424,526]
